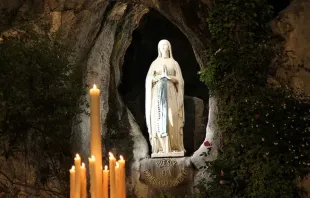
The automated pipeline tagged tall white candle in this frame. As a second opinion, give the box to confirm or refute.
[69,166,75,198]
[119,155,126,198]
[109,152,116,198]
[103,165,109,198]
[80,163,87,198]
[74,154,81,198]
[90,84,103,198]
[115,162,120,198]
[89,156,96,198]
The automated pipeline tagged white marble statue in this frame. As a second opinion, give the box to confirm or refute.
[145,39,185,158]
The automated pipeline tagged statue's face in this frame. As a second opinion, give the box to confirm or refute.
[159,42,169,57]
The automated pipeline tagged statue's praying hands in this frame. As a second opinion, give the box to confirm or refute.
[152,65,178,84]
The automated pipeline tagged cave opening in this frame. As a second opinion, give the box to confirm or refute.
[119,10,209,156]
[268,0,290,15]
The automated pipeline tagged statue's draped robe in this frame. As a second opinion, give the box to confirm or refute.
[145,58,185,154]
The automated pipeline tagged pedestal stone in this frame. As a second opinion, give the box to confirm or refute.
[139,157,195,197]
[151,151,184,158]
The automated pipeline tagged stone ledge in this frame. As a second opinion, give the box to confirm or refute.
[151,151,184,158]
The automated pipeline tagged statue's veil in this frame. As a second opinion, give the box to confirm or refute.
[157,39,173,59]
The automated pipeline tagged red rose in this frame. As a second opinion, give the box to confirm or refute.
[204,141,212,147]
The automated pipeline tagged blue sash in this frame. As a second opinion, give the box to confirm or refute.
[158,77,168,137]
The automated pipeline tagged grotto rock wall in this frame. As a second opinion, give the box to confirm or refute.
[272,0,310,96]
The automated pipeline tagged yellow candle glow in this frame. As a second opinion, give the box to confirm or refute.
[102,165,109,198]
[74,154,81,198]
[80,163,87,198]
[89,156,96,198]
[109,152,116,198]
[69,166,75,198]
[119,155,126,198]
[90,84,103,198]
[115,162,121,198]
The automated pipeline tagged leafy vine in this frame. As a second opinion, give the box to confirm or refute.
[198,0,310,197]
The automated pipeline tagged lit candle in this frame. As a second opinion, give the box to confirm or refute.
[109,152,116,198]
[115,162,120,198]
[89,156,96,198]
[118,155,126,198]
[103,165,109,198]
[74,154,81,198]
[80,163,87,198]
[90,84,103,198]
[69,166,75,198]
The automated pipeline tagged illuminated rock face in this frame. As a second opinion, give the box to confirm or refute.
[271,0,310,97]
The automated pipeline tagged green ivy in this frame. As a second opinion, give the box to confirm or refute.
[198,0,310,197]
[0,32,86,196]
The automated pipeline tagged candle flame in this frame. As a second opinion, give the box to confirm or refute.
[70,165,75,171]
[109,152,115,158]
[81,163,85,168]
[105,165,108,170]
[116,162,119,168]
[120,155,124,160]
[75,153,80,159]
[93,84,97,89]
[88,155,96,162]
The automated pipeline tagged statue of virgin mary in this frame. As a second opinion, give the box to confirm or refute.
[145,39,185,157]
